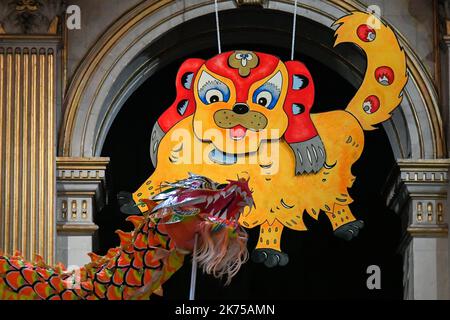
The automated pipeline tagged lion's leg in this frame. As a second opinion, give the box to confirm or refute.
[256,220,283,251]
[252,220,289,267]
[325,204,364,240]
[325,204,356,230]
[118,173,165,214]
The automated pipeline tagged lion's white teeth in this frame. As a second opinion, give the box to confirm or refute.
[226,185,237,195]
[219,210,228,219]
[243,197,255,210]
[206,196,213,207]
[214,194,220,202]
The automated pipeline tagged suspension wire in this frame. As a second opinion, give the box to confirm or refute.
[189,233,199,300]
[291,0,298,60]
[214,0,222,54]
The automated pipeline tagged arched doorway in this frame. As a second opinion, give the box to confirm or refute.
[57,0,449,299]
[96,8,402,299]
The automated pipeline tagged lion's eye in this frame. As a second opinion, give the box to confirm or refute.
[197,71,230,105]
[252,71,282,110]
[205,89,223,104]
[255,91,272,107]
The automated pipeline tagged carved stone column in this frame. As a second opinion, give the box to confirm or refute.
[0,0,65,264]
[384,159,450,299]
[55,157,109,267]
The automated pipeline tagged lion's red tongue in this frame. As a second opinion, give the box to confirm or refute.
[230,125,247,139]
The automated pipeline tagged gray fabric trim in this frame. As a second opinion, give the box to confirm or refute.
[150,122,165,167]
[289,136,326,175]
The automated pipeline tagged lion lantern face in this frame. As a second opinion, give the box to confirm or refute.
[153,50,326,174]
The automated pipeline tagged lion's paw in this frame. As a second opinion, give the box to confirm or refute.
[251,248,289,268]
[334,220,364,241]
[118,191,142,215]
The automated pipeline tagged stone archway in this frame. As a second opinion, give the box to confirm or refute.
[57,0,449,299]
[60,0,445,160]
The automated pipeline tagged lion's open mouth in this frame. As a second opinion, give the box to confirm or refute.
[229,125,247,140]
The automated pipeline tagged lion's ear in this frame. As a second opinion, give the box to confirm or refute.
[150,58,205,167]
[283,61,326,174]
[157,58,205,131]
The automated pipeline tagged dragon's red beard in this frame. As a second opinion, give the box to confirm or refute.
[196,222,249,285]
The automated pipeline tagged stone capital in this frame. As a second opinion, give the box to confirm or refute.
[384,159,450,238]
[56,157,110,236]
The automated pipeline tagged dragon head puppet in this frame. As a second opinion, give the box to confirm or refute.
[149,173,254,283]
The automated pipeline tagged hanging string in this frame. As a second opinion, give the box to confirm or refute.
[189,233,199,300]
[291,0,298,60]
[214,0,222,54]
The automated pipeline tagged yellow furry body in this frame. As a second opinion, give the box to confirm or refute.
[134,110,363,251]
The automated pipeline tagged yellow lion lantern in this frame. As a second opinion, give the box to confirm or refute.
[119,12,407,267]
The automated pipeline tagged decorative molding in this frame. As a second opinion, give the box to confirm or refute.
[57,157,109,181]
[56,157,109,236]
[0,0,65,34]
[384,159,450,238]
[56,223,99,234]
[235,0,267,7]
[407,226,449,237]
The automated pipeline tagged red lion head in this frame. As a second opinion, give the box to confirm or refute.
[150,51,325,174]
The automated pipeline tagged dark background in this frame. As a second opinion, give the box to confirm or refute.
[96,8,402,300]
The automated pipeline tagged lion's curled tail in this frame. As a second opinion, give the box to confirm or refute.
[333,11,408,130]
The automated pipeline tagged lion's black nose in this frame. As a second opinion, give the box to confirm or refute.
[233,104,249,114]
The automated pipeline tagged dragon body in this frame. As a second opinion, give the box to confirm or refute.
[0,175,253,300]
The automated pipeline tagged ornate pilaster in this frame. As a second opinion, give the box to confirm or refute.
[0,0,65,264]
[384,159,450,300]
[0,40,60,264]
[56,157,109,266]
